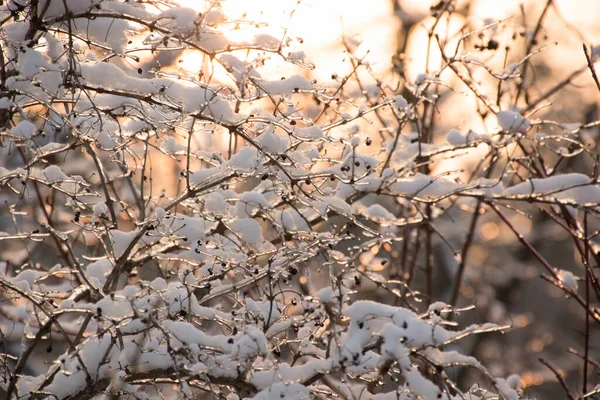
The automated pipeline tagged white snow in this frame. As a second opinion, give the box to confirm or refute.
[405,367,441,399]
[256,127,289,153]
[394,94,408,109]
[0,3,546,400]
[389,173,464,199]
[504,173,600,204]
[321,196,352,215]
[558,269,578,291]
[293,125,324,139]
[253,382,310,400]
[10,120,36,139]
[38,165,68,183]
[228,218,264,245]
[95,131,115,149]
[261,75,313,97]
[204,192,230,215]
[161,136,186,155]
[497,110,531,134]
[93,202,109,216]
[219,54,262,83]
[86,259,113,287]
[445,128,465,145]
[495,377,520,400]
[227,147,262,172]
[109,230,139,257]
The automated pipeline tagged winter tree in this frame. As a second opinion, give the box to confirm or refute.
[0,0,599,399]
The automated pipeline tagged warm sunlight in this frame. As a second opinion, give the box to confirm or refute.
[4,1,600,399]
[174,0,397,81]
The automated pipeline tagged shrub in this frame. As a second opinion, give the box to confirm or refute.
[0,0,599,399]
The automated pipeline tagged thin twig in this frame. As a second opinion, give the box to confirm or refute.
[539,358,576,400]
